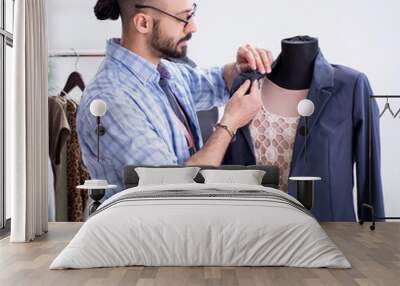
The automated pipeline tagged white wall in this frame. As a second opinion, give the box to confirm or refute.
[48,0,400,217]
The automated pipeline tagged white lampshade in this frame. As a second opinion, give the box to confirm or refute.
[90,99,107,117]
[297,99,315,117]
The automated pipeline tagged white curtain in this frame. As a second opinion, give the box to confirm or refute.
[7,0,49,242]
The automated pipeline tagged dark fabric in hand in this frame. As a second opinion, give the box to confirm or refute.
[230,70,266,95]
[222,70,267,167]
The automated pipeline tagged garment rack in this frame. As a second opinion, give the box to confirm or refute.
[49,50,105,58]
[361,95,400,230]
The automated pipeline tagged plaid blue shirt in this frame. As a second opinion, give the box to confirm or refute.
[77,38,229,197]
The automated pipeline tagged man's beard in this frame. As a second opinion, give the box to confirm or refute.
[151,20,192,59]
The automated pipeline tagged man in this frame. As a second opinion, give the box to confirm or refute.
[77,0,273,197]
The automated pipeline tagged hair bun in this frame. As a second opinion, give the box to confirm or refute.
[94,0,120,20]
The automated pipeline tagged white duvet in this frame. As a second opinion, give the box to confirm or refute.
[50,183,351,269]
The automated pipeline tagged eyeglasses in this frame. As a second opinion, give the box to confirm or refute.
[135,3,197,28]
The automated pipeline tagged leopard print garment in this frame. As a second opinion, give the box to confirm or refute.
[66,99,90,222]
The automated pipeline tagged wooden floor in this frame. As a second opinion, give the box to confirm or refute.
[0,222,399,286]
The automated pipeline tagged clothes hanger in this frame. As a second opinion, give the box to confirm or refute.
[394,106,400,119]
[379,97,395,118]
[60,49,85,96]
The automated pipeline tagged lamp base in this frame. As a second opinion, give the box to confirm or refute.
[299,125,309,136]
[297,180,315,210]
[96,125,106,136]
[89,189,105,215]
[289,177,321,210]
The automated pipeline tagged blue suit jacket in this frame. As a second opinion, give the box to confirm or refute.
[223,51,385,221]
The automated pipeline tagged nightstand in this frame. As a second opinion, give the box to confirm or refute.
[77,180,117,215]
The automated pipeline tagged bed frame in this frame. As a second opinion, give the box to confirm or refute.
[123,165,280,189]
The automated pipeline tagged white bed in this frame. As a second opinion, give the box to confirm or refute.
[50,183,351,269]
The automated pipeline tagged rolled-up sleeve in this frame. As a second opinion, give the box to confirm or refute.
[177,64,230,111]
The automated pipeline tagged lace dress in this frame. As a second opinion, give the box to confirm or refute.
[250,78,308,192]
[250,107,300,192]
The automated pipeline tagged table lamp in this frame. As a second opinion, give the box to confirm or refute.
[297,99,315,163]
[289,99,320,210]
[78,99,110,215]
[90,99,107,161]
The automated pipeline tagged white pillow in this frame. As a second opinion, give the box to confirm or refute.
[135,167,200,186]
[200,169,266,185]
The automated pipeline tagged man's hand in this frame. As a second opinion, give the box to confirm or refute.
[185,79,262,167]
[236,44,273,74]
[220,79,263,131]
[224,45,273,90]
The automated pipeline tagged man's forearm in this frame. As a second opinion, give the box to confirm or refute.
[184,64,237,167]
[185,63,247,166]
[184,127,233,166]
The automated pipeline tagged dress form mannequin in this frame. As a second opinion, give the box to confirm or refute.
[268,35,319,90]
[224,36,385,222]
